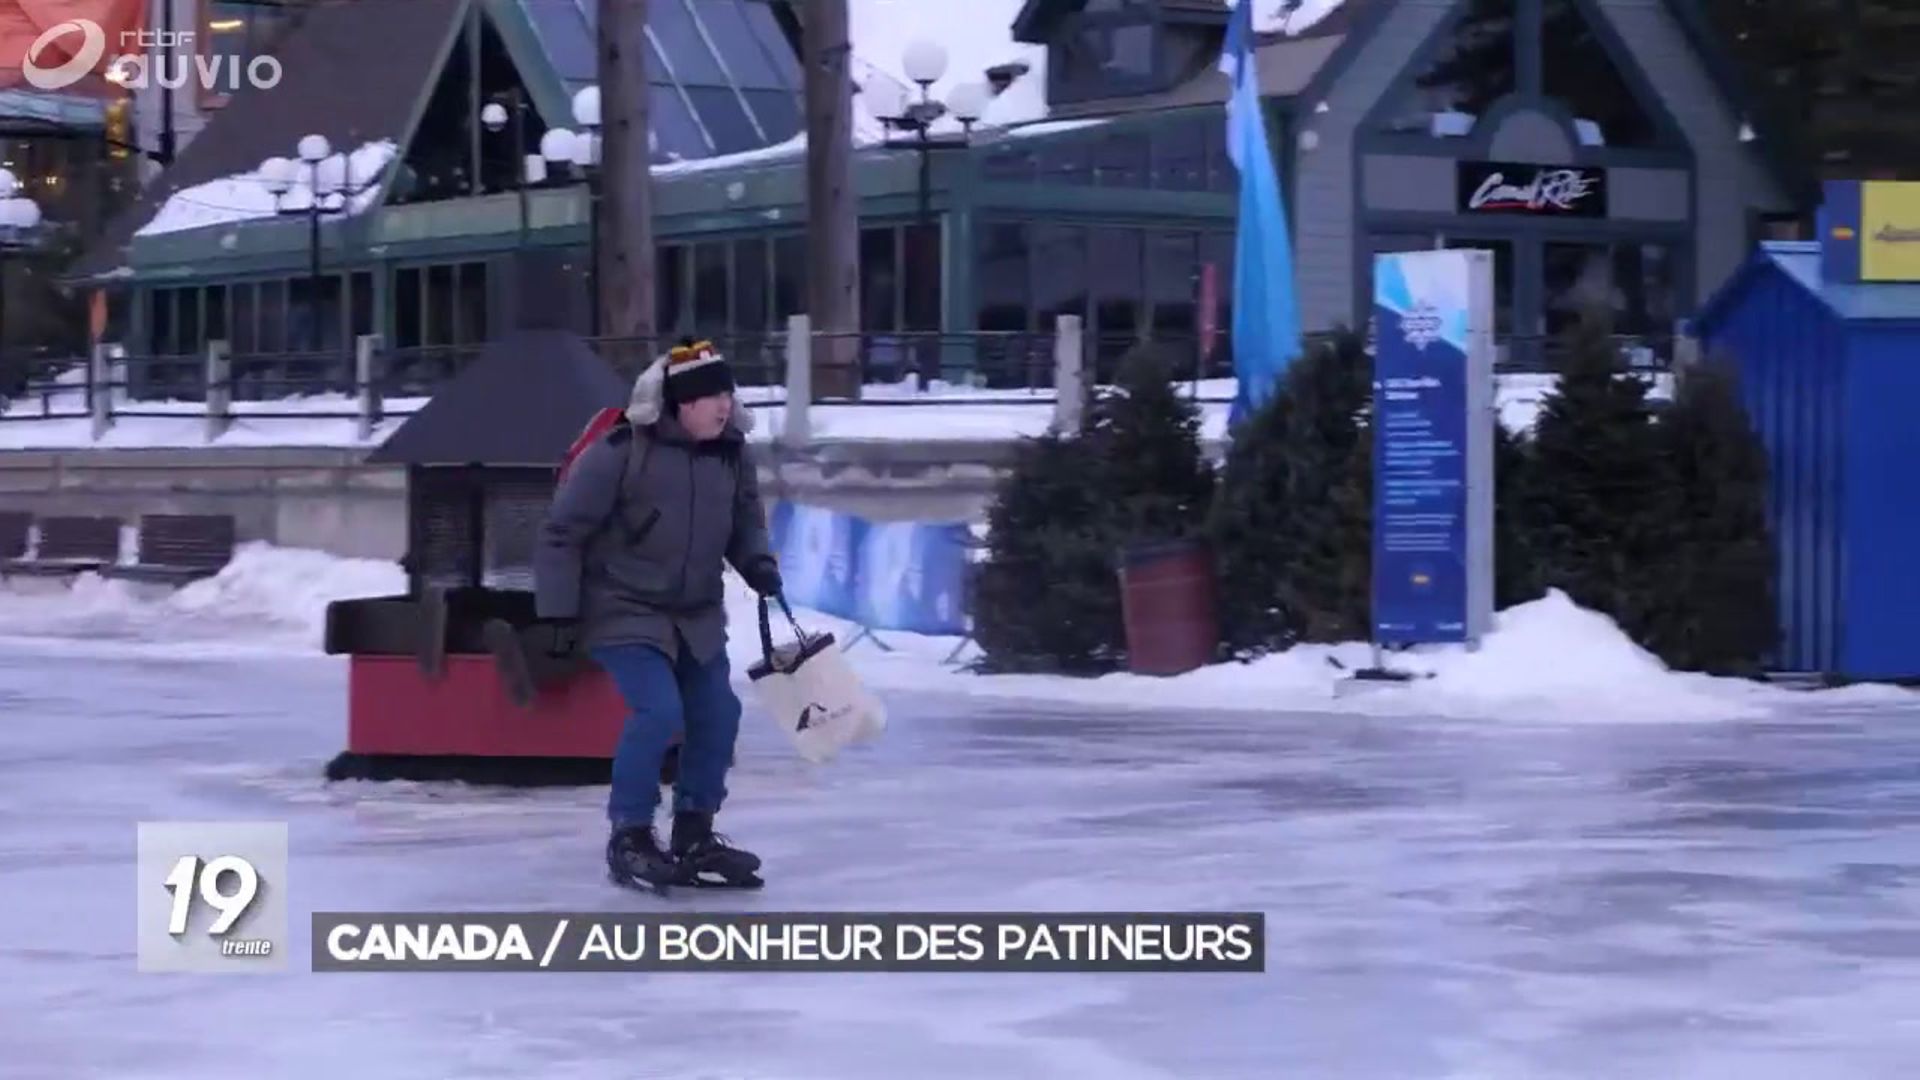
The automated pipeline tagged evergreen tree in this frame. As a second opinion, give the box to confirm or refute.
[968,431,1122,674]
[968,344,1218,675]
[1207,329,1373,651]
[1084,343,1217,547]
[1644,357,1779,674]
[1206,371,1294,655]
[1522,306,1676,645]
[1493,419,1545,610]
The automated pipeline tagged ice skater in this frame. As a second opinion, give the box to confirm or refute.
[532,339,783,891]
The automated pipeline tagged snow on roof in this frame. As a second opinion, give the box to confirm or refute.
[849,0,1049,139]
[1243,0,1349,36]
[133,141,399,238]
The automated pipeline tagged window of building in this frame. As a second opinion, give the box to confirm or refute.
[1149,231,1198,371]
[1374,0,1517,137]
[773,235,805,320]
[1090,226,1144,373]
[732,238,769,332]
[860,227,899,332]
[1152,123,1207,191]
[902,224,942,332]
[1442,236,1514,340]
[657,245,686,336]
[692,242,730,337]
[976,223,1031,331]
[1050,3,1163,105]
[1540,0,1659,147]
[1092,131,1149,187]
[1030,224,1088,333]
[517,0,802,162]
[1542,240,1676,361]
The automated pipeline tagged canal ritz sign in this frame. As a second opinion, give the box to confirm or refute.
[1458,161,1607,218]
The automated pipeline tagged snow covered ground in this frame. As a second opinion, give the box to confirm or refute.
[4,547,1919,1078]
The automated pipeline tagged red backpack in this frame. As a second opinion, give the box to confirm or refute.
[558,407,627,483]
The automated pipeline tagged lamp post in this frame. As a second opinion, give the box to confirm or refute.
[261,135,379,353]
[540,87,605,336]
[0,167,43,364]
[482,88,534,243]
[867,41,989,225]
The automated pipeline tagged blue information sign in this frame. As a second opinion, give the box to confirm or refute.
[1370,250,1495,645]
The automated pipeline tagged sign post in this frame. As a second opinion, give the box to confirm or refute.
[1365,249,1495,671]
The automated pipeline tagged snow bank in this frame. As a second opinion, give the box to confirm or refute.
[720,580,1912,725]
[0,541,404,656]
[6,544,1908,723]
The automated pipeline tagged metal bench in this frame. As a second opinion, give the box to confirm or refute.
[102,514,237,585]
[1,514,122,578]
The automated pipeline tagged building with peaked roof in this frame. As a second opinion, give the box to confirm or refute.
[63,0,1801,384]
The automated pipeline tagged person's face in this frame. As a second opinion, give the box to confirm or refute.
[677,391,734,440]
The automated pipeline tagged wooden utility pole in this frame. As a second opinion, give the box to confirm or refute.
[598,0,656,373]
[802,0,861,399]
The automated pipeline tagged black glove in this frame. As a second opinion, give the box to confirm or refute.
[742,555,782,597]
[538,618,581,659]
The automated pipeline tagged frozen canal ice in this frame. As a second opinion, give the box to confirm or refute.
[4,638,1920,1079]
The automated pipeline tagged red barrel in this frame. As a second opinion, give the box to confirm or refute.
[1117,539,1221,676]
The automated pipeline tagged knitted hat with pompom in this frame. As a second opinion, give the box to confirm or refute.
[661,337,734,408]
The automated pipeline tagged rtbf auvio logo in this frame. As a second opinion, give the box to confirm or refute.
[1400,299,1443,351]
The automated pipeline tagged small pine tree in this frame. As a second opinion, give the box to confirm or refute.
[1206,374,1294,655]
[1645,356,1779,674]
[1522,306,1677,644]
[1493,419,1546,610]
[1084,343,1217,547]
[969,345,1218,675]
[1207,328,1373,650]
[968,432,1122,674]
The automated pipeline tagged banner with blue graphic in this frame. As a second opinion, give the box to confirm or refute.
[766,503,974,637]
[853,521,971,636]
[770,502,864,619]
[1370,250,1495,645]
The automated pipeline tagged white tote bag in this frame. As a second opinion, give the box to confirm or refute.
[747,596,887,763]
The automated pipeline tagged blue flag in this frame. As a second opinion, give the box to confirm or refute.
[1218,0,1302,426]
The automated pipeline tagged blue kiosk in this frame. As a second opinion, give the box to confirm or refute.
[1689,181,1920,682]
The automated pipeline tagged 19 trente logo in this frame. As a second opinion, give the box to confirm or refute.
[163,852,275,957]
[24,19,282,92]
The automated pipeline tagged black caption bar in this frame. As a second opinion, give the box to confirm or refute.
[311,911,1266,972]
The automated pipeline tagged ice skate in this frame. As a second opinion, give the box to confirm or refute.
[606,824,679,894]
[670,811,763,889]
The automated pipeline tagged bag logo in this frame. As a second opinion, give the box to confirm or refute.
[795,703,826,731]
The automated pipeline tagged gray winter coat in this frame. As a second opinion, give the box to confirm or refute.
[533,360,773,665]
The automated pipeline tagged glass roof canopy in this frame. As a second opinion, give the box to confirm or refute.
[519,0,804,163]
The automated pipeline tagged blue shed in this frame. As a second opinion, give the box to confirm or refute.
[1690,235,1920,682]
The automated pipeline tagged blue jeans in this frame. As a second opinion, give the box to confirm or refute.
[591,642,742,828]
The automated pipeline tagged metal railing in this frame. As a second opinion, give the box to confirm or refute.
[0,320,1682,445]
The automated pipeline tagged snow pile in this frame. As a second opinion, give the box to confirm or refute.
[134,140,398,237]
[0,541,403,655]
[723,579,1909,724]
[1382,590,1768,721]
[7,543,1910,722]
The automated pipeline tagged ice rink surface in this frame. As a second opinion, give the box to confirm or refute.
[5,631,1920,1080]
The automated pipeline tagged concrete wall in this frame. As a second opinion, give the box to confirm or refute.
[0,439,1119,560]
[0,449,411,559]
